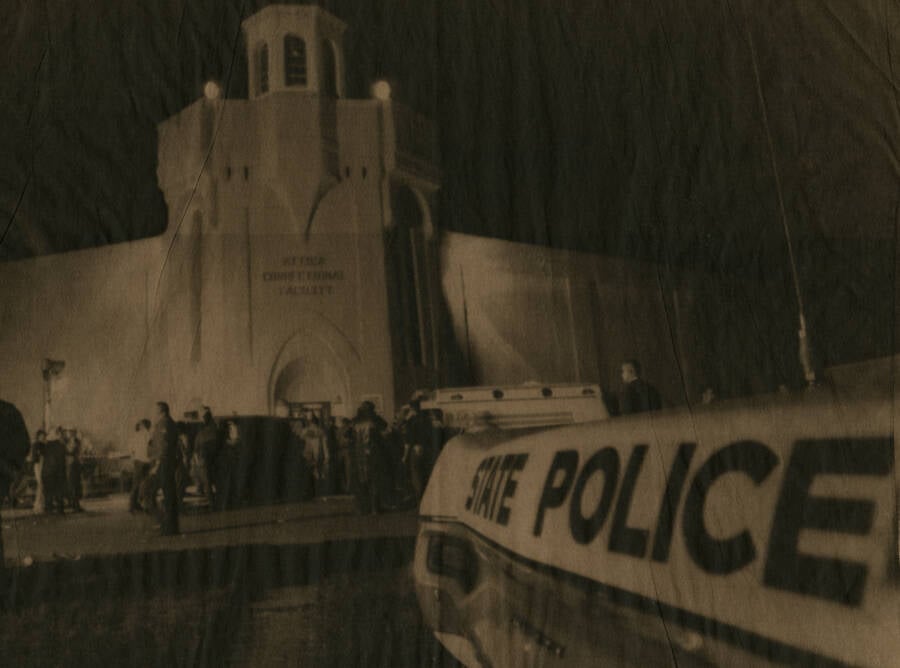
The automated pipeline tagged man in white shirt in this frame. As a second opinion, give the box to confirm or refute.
[128,419,151,513]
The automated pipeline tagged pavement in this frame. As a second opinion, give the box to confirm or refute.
[0,494,442,668]
[1,492,420,567]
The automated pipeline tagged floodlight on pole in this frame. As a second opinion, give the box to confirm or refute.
[42,358,65,380]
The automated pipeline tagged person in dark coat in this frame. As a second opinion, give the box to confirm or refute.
[175,431,192,509]
[385,415,408,503]
[0,401,29,497]
[193,406,218,507]
[335,417,355,494]
[0,400,30,571]
[41,428,67,514]
[324,417,339,496]
[215,420,245,511]
[63,429,83,512]
[351,401,388,514]
[402,404,444,502]
[150,401,179,535]
[618,359,663,415]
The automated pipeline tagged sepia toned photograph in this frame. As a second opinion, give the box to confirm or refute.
[0,1,898,666]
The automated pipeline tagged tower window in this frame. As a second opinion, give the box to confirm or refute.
[284,34,307,86]
[256,42,269,94]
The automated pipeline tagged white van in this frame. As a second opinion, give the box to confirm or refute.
[417,383,610,432]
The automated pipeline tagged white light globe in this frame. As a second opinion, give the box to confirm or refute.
[204,81,221,100]
[372,80,392,101]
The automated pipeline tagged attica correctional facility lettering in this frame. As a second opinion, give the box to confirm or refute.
[263,256,345,296]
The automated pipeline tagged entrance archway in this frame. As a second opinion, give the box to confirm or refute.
[267,319,360,418]
[272,355,347,417]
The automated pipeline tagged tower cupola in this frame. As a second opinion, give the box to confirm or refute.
[242,4,347,99]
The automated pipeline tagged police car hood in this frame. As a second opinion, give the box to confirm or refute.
[419,389,900,667]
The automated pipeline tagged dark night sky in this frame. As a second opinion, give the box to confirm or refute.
[1,0,898,367]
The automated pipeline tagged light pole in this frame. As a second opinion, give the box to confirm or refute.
[741,9,817,387]
[41,358,65,432]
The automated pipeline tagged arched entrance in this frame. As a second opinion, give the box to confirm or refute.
[272,354,347,419]
[267,320,360,419]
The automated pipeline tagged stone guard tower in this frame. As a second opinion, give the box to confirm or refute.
[154,4,442,420]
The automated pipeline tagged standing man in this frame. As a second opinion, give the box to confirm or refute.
[150,402,179,535]
[175,431,192,509]
[324,416,338,496]
[618,359,663,415]
[302,417,328,497]
[9,429,44,511]
[335,417,355,495]
[63,428,83,512]
[215,420,244,511]
[0,399,30,588]
[401,403,441,503]
[128,419,152,513]
[351,401,388,514]
[31,430,47,513]
[41,428,67,514]
[193,407,218,508]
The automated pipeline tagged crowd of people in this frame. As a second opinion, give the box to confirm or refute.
[285,399,448,514]
[9,426,86,515]
[338,399,447,514]
[3,362,675,535]
[121,398,449,536]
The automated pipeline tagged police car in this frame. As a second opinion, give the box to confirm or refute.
[413,387,899,666]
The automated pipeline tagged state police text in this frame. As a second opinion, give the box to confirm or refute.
[464,437,893,607]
